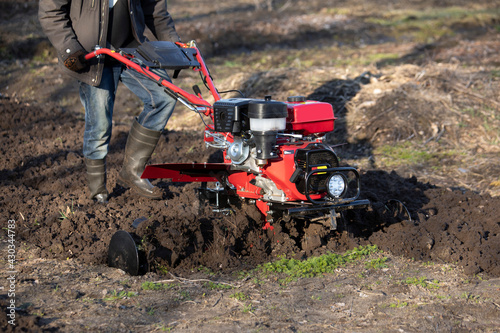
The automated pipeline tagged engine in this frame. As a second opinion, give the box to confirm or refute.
[211,96,289,166]
[210,95,335,161]
[205,96,363,208]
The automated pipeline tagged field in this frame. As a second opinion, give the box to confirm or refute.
[1,0,499,331]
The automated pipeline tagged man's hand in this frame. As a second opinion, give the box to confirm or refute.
[64,50,87,72]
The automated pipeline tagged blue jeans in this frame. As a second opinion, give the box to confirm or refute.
[79,65,176,159]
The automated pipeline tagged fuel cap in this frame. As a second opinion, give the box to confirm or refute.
[287,96,306,102]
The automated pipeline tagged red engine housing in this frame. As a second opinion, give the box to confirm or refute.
[286,100,336,135]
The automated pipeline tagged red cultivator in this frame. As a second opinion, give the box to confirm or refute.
[86,41,375,275]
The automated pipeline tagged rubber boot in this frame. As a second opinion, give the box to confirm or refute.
[117,119,163,199]
[85,158,109,204]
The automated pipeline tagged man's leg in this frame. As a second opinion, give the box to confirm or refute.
[120,67,177,130]
[116,67,177,199]
[79,65,122,202]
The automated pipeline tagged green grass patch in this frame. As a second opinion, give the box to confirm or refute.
[436,294,451,300]
[155,264,169,275]
[374,142,466,168]
[403,276,440,289]
[103,290,137,301]
[460,292,481,302]
[389,300,408,308]
[364,53,400,65]
[365,257,389,269]
[230,292,250,301]
[204,281,234,290]
[241,304,256,313]
[177,290,192,301]
[197,265,216,276]
[141,281,177,291]
[421,261,435,267]
[258,245,380,283]
[223,60,243,68]
[375,143,434,166]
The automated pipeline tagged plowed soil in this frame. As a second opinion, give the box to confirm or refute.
[1,96,498,277]
[1,0,499,331]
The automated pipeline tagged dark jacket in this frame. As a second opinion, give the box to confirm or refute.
[39,0,180,86]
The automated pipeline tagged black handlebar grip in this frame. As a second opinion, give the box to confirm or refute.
[193,85,202,96]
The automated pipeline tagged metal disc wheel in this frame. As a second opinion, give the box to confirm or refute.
[108,230,140,276]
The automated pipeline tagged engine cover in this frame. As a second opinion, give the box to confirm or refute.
[213,98,253,133]
[286,98,336,135]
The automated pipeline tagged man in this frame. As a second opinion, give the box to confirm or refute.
[39,0,180,203]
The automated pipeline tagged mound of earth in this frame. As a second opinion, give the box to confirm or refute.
[1,96,498,277]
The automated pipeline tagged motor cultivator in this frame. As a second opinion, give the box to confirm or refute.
[85,41,374,275]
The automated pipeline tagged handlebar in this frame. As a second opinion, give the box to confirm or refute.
[84,42,220,113]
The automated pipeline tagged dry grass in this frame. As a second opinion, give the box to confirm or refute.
[347,63,500,147]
